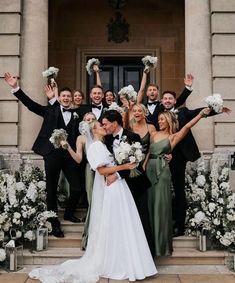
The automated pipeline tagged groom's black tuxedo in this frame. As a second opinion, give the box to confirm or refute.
[145,87,192,129]
[104,128,154,255]
[13,88,82,220]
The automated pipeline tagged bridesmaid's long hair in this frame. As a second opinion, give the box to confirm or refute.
[158,111,179,135]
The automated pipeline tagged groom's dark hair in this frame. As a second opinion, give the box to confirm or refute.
[102,110,123,126]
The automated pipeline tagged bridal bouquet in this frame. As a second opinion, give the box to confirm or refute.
[42,66,59,87]
[113,136,145,177]
[204,93,223,113]
[141,55,158,73]
[49,128,68,149]
[118,85,137,102]
[86,58,100,75]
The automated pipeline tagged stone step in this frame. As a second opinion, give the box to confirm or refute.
[58,208,87,219]
[172,236,197,248]
[60,221,85,233]
[48,233,82,248]
[157,248,228,266]
[22,247,228,266]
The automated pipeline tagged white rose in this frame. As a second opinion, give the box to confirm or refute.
[13,212,21,219]
[24,230,35,241]
[213,218,220,225]
[208,202,216,212]
[0,248,6,262]
[129,156,136,163]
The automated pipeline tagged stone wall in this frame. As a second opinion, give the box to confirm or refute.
[211,0,235,148]
[48,0,186,95]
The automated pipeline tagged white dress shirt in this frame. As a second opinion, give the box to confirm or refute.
[60,105,71,126]
[112,128,124,149]
[92,104,103,120]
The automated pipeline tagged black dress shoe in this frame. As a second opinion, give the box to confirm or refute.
[50,226,64,238]
[64,214,81,223]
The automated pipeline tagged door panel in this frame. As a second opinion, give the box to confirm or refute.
[87,57,149,103]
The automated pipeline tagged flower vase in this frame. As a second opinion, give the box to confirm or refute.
[197,229,207,252]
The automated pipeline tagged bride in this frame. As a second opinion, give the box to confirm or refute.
[29,121,157,283]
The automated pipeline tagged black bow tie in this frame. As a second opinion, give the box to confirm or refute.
[92,104,102,110]
[113,135,119,140]
[148,101,158,106]
[62,108,73,112]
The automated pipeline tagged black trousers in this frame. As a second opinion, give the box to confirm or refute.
[44,150,81,216]
[169,149,187,231]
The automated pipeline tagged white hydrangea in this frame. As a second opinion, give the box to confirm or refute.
[24,230,35,241]
[196,175,206,187]
[0,248,6,262]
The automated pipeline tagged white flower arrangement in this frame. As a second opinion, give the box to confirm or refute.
[0,248,6,262]
[105,102,123,114]
[49,128,68,149]
[141,55,158,73]
[204,93,223,113]
[118,85,137,102]
[86,58,100,75]
[0,161,56,247]
[73,112,79,120]
[113,136,145,177]
[42,66,59,78]
[185,156,235,248]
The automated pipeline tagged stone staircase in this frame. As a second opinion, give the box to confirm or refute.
[21,209,229,267]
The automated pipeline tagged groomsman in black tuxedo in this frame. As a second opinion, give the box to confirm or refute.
[137,72,194,129]
[77,85,105,121]
[4,72,83,237]
[161,91,230,236]
[102,110,154,256]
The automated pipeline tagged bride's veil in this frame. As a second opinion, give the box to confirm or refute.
[79,121,93,152]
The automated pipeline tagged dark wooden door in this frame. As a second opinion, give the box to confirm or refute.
[87,57,149,102]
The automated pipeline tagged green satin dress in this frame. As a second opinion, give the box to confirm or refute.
[146,138,173,256]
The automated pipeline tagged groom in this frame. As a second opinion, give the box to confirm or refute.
[102,110,154,255]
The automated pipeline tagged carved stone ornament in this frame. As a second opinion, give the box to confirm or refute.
[107,12,129,43]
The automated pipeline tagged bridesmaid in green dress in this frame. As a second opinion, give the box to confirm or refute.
[146,108,211,256]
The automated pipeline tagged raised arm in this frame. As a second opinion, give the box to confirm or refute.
[60,135,85,164]
[4,72,46,117]
[93,64,102,87]
[170,107,211,149]
[175,74,194,108]
[137,70,148,103]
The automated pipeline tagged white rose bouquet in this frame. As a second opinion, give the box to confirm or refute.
[118,85,137,102]
[86,58,100,75]
[42,66,59,87]
[141,55,158,73]
[113,136,145,177]
[204,93,223,113]
[49,128,68,149]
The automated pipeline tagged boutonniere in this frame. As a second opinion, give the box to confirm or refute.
[171,109,179,119]
[73,112,79,119]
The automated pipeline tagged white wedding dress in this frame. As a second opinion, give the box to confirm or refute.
[29,141,157,283]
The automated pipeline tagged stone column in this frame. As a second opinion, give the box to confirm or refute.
[19,0,48,151]
[185,0,214,151]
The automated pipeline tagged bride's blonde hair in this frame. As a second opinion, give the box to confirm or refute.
[158,111,179,134]
[89,121,104,142]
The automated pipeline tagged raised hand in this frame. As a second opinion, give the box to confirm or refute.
[184,73,194,88]
[93,64,100,73]
[4,72,18,88]
[44,85,58,100]
[222,107,231,114]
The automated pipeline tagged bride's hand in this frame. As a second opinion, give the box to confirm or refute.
[123,162,137,170]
